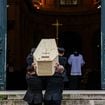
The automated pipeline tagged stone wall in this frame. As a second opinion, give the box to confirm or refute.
[0,91,105,105]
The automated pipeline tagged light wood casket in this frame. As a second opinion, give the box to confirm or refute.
[33,39,58,76]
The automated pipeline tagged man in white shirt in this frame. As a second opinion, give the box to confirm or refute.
[68,50,85,90]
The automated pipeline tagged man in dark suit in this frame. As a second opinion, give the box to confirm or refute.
[24,48,43,105]
[23,64,43,105]
[58,47,69,89]
[44,63,64,105]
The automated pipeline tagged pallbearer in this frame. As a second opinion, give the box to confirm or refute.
[32,38,64,105]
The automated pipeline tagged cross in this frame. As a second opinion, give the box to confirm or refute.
[52,19,62,45]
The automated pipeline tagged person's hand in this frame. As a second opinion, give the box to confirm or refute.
[55,63,64,73]
[54,62,59,70]
[27,71,36,75]
[26,64,36,75]
[32,62,37,70]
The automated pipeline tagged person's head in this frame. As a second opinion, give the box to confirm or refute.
[73,49,79,56]
[31,48,36,54]
[55,63,64,73]
[58,47,65,56]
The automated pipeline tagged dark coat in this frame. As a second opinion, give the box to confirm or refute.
[26,53,33,66]
[44,74,64,101]
[59,55,67,67]
[23,74,43,104]
[59,55,68,82]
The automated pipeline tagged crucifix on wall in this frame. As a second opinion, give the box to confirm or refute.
[52,19,62,45]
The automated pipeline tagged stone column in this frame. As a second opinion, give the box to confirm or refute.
[0,0,7,90]
[101,0,105,89]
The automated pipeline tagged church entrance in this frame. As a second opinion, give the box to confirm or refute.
[6,2,101,90]
[58,31,101,90]
[6,30,101,90]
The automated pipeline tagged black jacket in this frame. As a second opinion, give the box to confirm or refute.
[44,73,64,101]
[26,53,33,66]
[59,55,68,82]
[23,74,43,104]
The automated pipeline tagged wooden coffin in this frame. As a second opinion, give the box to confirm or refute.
[33,39,58,76]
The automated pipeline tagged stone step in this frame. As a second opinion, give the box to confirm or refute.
[0,99,105,105]
[0,91,105,105]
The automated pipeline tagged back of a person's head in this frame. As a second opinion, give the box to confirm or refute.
[58,47,65,54]
[73,51,79,56]
[73,49,79,56]
[31,48,36,54]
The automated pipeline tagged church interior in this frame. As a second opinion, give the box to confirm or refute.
[7,0,101,90]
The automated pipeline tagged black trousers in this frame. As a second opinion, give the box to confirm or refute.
[28,103,42,105]
[69,76,82,90]
[44,100,61,105]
